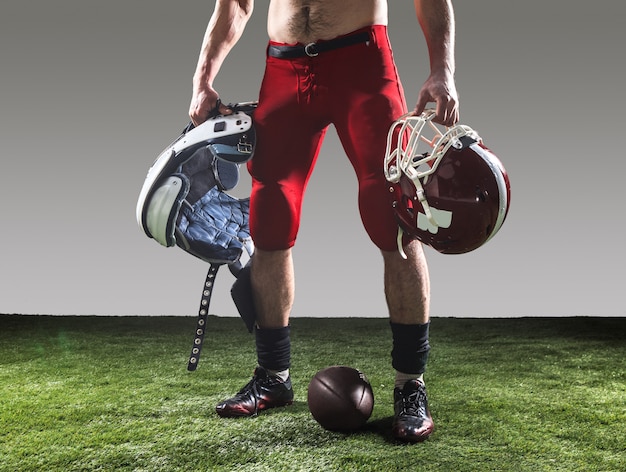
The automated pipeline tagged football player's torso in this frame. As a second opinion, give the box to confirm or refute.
[267,0,387,43]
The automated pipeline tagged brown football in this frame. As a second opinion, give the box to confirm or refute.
[307,366,374,431]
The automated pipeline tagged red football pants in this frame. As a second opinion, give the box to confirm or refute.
[248,25,408,251]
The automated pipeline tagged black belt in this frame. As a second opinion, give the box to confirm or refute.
[267,31,371,59]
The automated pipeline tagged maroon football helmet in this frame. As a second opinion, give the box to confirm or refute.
[383,110,511,255]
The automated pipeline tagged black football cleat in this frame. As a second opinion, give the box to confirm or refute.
[215,366,294,418]
[392,379,434,442]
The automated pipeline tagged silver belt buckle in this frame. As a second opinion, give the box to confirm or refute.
[304,42,319,57]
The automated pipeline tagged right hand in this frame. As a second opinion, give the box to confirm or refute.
[189,83,232,126]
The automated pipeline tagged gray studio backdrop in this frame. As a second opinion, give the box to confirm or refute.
[1,1,624,318]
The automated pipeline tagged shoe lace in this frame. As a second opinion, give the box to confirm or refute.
[236,372,263,398]
[399,386,428,417]
[235,370,281,401]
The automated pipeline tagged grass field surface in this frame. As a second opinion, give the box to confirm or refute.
[1,315,624,471]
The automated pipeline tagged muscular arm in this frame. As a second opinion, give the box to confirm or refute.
[413,0,459,126]
[189,0,254,125]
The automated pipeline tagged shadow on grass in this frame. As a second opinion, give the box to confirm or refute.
[362,416,396,443]
[322,416,427,446]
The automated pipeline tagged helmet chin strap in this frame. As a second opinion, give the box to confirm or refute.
[397,227,408,260]
[394,174,436,260]
[395,184,441,260]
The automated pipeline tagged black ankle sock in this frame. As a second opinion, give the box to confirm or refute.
[255,326,291,371]
[390,321,430,375]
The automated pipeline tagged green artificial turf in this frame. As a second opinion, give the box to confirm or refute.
[0,315,624,471]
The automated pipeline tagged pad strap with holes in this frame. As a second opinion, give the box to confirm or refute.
[187,263,220,371]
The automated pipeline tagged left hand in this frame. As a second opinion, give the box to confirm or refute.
[414,70,459,127]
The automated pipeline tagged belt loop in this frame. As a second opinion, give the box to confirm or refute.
[367,25,376,46]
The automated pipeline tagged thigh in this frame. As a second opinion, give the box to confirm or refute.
[332,27,407,177]
[331,28,408,250]
[248,56,328,250]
